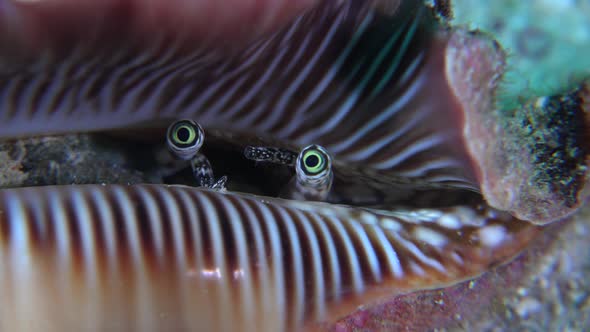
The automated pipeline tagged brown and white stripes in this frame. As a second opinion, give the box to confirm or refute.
[0,184,540,331]
[0,1,480,189]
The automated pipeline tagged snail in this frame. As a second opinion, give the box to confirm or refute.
[166,119,227,190]
[245,144,333,201]
[0,0,588,331]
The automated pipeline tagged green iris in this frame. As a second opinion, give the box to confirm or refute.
[173,123,197,146]
[302,149,325,174]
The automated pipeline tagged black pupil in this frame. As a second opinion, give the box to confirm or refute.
[305,154,320,168]
[177,127,191,142]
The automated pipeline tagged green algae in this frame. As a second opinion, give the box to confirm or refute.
[451,0,590,109]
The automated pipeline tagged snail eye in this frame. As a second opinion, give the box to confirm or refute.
[174,125,196,145]
[300,146,328,175]
[166,119,204,160]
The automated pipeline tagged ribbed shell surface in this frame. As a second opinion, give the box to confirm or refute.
[0,184,540,331]
[0,0,479,190]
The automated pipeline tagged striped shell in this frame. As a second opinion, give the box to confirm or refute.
[0,184,540,331]
[0,0,480,193]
